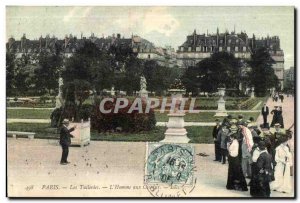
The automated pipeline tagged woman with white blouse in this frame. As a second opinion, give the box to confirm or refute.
[226,133,248,191]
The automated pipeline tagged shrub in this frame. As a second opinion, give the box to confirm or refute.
[91,98,156,132]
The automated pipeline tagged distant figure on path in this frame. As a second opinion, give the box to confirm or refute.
[261,103,269,128]
[279,94,284,103]
[212,119,221,162]
[60,119,76,165]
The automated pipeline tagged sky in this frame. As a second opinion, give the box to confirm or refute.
[6,6,294,69]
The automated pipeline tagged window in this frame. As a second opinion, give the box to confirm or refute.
[227,47,230,52]
[236,39,239,43]
[243,46,246,52]
[219,47,223,51]
[228,39,231,44]
[180,47,184,51]
[235,46,238,51]
[188,47,192,52]
[196,47,200,52]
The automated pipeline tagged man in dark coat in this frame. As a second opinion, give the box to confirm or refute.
[256,141,273,197]
[261,103,269,128]
[60,119,76,165]
[212,119,221,161]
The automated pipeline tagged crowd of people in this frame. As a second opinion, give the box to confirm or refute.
[212,111,293,197]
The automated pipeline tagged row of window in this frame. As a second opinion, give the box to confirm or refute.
[189,38,242,44]
[181,46,247,52]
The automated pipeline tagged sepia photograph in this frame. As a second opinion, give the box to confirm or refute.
[5,5,295,198]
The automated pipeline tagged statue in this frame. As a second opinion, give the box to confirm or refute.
[140,76,147,91]
[139,76,148,98]
[111,86,115,96]
[55,77,64,109]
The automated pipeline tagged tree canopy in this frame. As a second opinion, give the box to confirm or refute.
[248,47,279,96]
[181,52,242,95]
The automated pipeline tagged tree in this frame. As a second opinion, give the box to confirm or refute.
[34,51,63,95]
[181,52,242,94]
[118,56,143,95]
[143,60,180,95]
[13,54,34,96]
[62,41,110,121]
[6,52,16,96]
[248,47,278,96]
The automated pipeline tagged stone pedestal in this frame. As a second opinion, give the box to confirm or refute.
[139,89,148,98]
[251,87,255,98]
[69,119,91,147]
[161,113,189,143]
[214,98,228,117]
[214,88,228,117]
[55,94,63,108]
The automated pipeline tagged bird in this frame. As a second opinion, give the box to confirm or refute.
[74,164,77,167]
[196,152,209,157]
[97,171,99,174]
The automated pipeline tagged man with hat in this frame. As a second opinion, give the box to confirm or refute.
[237,114,245,125]
[261,103,269,128]
[60,119,76,165]
[248,124,261,145]
[217,124,230,164]
[212,118,222,161]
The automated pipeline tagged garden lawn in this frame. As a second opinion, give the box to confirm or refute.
[7,109,53,119]
[155,112,260,122]
[7,123,214,144]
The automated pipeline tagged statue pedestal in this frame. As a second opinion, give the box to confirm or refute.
[251,92,255,98]
[139,89,148,98]
[161,113,189,143]
[214,98,228,117]
[55,95,63,109]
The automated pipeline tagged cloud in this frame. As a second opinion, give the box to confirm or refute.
[142,7,180,37]
[63,7,93,22]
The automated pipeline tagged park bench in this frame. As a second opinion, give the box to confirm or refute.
[7,131,35,139]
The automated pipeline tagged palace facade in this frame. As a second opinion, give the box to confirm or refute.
[177,29,284,88]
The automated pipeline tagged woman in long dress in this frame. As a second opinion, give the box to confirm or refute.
[277,107,284,128]
[226,133,248,191]
[270,139,293,193]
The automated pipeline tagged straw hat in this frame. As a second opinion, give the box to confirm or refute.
[62,119,70,124]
